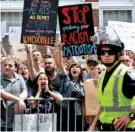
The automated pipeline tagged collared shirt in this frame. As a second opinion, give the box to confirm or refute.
[1,72,27,128]
[1,73,27,98]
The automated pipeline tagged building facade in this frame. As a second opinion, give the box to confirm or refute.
[1,0,135,55]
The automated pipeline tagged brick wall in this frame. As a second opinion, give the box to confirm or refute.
[85,0,99,28]
[92,9,99,27]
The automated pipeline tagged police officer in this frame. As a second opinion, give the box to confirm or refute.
[94,26,135,131]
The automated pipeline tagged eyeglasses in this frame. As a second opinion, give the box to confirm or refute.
[100,50,115,56]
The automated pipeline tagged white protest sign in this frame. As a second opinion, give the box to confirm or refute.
[108,21,135,51]
[9,27,32,60]
[0,21,6,39]
[14,114,57,131]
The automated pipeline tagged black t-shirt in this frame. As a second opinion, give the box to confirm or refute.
[102,61,135,99]
[48,72,66,92]
[25,77,37,97]
[31,91,53,114]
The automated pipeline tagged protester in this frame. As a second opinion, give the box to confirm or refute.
[67,63,85,131]
[43,53,65,92]
[91,26,135,131]
[85,56,99,80]
[17,61,36,97]
[1,57,28,131]
[25,44,44,78]
[95,63,106,80]
[29,72,63,113]
[53,43,86,131]
[120,55,133,67]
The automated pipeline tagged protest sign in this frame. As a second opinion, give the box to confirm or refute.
[0,21,6,39]
[21,0,59,45]
[14,114,57,131]
[84,80,100,116]
[9,27,28,60]
[108,21,135,51]
[58,4,95,56]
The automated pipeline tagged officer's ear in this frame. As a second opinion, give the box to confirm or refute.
[121,42,125,51]
[119,42,125,56]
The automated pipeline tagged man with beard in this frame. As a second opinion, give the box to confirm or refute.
[44,56,66,91]
[44,55,66,131]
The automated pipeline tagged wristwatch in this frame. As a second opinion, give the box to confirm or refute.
[129,112,135,120]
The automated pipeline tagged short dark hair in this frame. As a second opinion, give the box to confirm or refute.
[31,50,41,54]
[43,54,53,59]
[68,63,83,82]
[17,61,28,73]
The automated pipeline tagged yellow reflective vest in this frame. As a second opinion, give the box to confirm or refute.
[98,63,135,128]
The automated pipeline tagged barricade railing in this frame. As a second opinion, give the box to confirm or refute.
[1,98,85,131]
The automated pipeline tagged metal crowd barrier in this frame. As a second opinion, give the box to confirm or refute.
[1,98,85,131]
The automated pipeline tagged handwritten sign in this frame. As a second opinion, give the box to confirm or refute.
[21,0,59,45]
[14,114,57,131]
[108,21,135,51]
[58,4,95,56]
[9,27,28,60]
[84,80,100,116]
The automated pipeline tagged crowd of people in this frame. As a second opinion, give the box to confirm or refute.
[0,26,135,131]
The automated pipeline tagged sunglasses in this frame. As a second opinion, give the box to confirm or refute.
[100,50,115,56]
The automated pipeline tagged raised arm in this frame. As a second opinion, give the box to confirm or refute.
[1,45,7,57]
[9,44,15,57]
[24,44,35,81]
[49,42,67,74]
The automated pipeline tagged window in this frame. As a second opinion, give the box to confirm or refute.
[103,10,132,26]
[1,12,23,32]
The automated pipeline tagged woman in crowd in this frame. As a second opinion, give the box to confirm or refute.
[54,42,85,131]
[30,72,63,113]
[68,63,85,131]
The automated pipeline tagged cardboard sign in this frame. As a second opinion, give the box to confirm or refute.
[9,27,27,60]
[108,21,135,51]
[14,114,57,131]
[58,4,95,56]
[21,0,59,45]
[84,80,100,116]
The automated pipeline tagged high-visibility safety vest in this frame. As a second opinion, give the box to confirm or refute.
[98,63,135,128]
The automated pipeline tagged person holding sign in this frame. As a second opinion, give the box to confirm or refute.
[92,26,135,131]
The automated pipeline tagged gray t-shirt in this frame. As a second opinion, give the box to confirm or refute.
[48,72,66,92]
[0,73,27,128]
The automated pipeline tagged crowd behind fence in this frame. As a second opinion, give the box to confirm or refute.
[1,97,86,131]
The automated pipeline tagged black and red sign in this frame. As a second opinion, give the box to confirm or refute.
[58,4,96,56]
